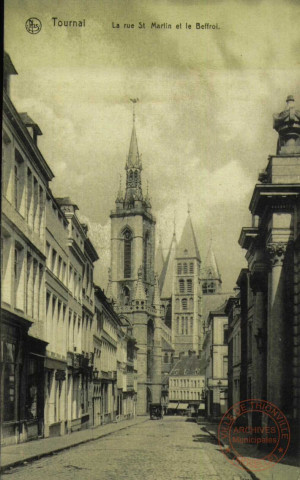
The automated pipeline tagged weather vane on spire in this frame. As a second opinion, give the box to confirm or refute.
[130,98,139,123]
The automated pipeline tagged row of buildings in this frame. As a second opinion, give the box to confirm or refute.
[1,53,138,446]
[201,95,300,451]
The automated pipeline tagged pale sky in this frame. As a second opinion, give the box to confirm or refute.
[4,0,300,291]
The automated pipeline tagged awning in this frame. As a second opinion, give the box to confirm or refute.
[177,403,189,410]
[167,402,179,409]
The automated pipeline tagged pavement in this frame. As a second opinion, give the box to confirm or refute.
[0,416,148,473]
[203,422,300,480]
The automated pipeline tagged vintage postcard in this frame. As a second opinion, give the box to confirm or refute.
[2,1,300,479]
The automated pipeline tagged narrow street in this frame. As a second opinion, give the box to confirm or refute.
[3,417,251,480]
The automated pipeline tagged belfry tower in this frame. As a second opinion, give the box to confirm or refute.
[109,101,162,414]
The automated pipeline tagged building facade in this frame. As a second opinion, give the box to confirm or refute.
[238,95,300,448]
[168,351,205,416]
[202,303,229,419]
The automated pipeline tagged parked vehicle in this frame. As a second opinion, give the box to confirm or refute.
[149,403,163,420]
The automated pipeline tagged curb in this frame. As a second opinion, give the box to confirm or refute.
[1,418,148,474]
[202,426,260,480]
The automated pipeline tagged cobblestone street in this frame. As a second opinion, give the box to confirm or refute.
[3,418,252,480]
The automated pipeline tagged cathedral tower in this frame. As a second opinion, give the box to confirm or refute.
[110,102,162,413]
[172,212,202,356]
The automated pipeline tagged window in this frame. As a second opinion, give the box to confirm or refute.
[182,298,187,310]
[179,279,185,293]
[58,256,62,280]
[190,318,193,332]
[164,353,168,364]
[183,263,188,274]
[177,263,182,275]
[176,317,179,333]
[202,281,216,294]
[223,325,228,344]
[51,249,57,273]
[123,229,132,278]
[14,164,19,209]
[187,279,193,293]
[143,232,150,281]
[3,341,17,421]
[223,356,228,377]
[189,262,194,274]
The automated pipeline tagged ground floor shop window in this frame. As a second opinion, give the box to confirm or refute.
[2,340,17,422]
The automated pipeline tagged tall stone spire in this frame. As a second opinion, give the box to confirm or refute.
[124,99,143,206]
[155,233,165,278]
[176,211,201,261]
[159,229,177,299]
[204,239,221,282]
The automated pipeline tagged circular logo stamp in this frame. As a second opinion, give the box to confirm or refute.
[218,399,290,472]
[25,18,42,34]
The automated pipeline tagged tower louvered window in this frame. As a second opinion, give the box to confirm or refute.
[124,230,132,278]
[179,279,185,293]
[182,298,187,310]
[187,279,193,293]
[183,263,188,274]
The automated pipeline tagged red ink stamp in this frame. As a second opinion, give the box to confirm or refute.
[218,399,290,472]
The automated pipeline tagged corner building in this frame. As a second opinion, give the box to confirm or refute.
[109,110,162,414]
[239,96,300,449]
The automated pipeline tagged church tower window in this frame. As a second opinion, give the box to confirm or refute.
[123,229,132,278]
[189,262,194,274]
[183,263,188,274]
[177,263,182,274]
[187,279,193,293]
[179,279,185,293]
[182,298,187,310]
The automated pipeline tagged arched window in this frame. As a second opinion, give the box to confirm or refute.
[189,262,194,274]
[175,298,180,311]
[122,286,130,305]
[183,263,188,274]
[176,317,179,333]
[134,170,138,186]
[143,232,150,281]
[179,279,185,293]
[177,263,182,274]
[189,297,194,310]
[187,279,193,293]
[182,298,187,310]
[190,318,193,332]
[164,352,168,364]
[123,229,132,278]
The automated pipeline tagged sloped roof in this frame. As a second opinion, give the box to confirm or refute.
[127,123,141,168]
[159,233,176,299]
[202,242,221,280]
[176,214,200,260]
[155,240,165,277]
[4,52,17,76]
[19,112,42,135]
[202,293,233,327]
[169,355,206,376]
[162,337,174,351]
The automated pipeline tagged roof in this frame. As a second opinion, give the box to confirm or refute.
[19,112,42,135]
[176,214,201,261]
[169,354,206,376]
[4,52,17,76]
[159,233,177,298]
[127,123,141,169]
[155,239,165,277]
[56,197,79,211]
[202,242,221,280]
[202,293,233,326]
[162,337,174,351]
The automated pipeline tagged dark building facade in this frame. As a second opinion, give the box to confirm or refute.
[238,95,300,448]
